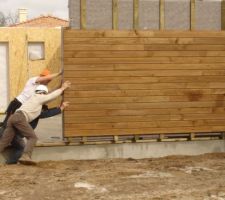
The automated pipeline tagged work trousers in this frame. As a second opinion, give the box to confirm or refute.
[2,98,22,126]
[0,111,38,157]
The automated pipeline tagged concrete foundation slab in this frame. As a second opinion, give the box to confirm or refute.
[1,140,224,163]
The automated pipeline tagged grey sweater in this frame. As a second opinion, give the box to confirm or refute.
[17,89,63,122]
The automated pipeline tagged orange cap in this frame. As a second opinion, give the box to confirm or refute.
[40,69,50,76]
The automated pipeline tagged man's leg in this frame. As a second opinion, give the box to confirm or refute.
[12,112,38,160]
[0,116,16,153]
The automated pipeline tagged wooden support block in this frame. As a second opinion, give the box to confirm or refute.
[158,134,165,142]
[189,132,195,141]
[133,0,139,30]
[159,0,165,30]
[112,0,118,30]
[190,0,195,30]
[133,135,140,142]
[219,132,225,139]
[63,137,70,145]
[81,136,88,144]
[80,0,86,30]
[113,135,119,143]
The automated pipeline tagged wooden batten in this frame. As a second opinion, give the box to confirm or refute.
[221,0,225,30]
[190,0,195,30]
[112,0,119,30]
[133,0,139,30]
[80,0,87,30]
[159,0,165,30]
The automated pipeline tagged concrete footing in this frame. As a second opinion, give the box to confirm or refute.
[1,140,224,163]
[33,140,225,161]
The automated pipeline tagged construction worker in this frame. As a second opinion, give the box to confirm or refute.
[1,101,69,164]
[0,69,62,127]
[0,81,71,165]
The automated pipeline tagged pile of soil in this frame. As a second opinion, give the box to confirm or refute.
[0,153,225,200]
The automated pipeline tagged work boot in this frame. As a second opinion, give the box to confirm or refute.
[19,153,37,165]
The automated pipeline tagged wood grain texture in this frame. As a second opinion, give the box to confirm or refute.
[63,30,225,137]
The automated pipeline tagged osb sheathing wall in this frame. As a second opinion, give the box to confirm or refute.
[69,0,221,30]
[0,28,62,107]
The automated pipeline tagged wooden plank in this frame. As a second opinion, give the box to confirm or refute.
[64,113,225,123]
[63,121,198,130]
[64,64,225,71]
[66,101,225,111]
[145,45,225,51]
[133,0,139,30]
[64,94,225,104]
[64,50,225,58]
[64,114,182,124]
[63,76,225,84]
[80,0,86,30]
[159,0,165,30]
[64,57,225,65]
[64,82,222,91]
[63,70,225,77]
[64,89,225,98]
[63,107,225,117]
[112,0,118,30]
[63,70,201,77]
[64,82,225,91]
[190,0,195,30]
[64,30,225,38]
[64,126,225,136]
[64,44,225,51]
[64,37,225,45]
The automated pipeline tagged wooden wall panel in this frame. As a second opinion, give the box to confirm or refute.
[63,30,225,137]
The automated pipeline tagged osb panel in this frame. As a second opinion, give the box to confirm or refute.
[86,0,112,29]
[165,0,190,30]
[0,28,62,108]
[63,29,225,137]
[139,0,159,30]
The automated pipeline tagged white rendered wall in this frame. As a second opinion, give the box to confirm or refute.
[0,43,8,113]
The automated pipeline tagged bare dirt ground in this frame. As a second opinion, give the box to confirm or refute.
[0,153,225,200]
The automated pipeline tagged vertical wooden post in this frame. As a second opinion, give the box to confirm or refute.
[133,0,139,30]
[190,0,195,30]
[80,0,87,30]
[113,0,119,30]
[159,0,165,30]
[221,0,225,30]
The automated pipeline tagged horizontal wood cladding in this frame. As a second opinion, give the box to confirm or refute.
[63,30,225,137]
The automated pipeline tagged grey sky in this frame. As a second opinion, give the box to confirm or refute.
[0,0,68,20]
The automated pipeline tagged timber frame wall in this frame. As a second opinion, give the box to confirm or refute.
[69,0,224,31]
[64,30,225,138]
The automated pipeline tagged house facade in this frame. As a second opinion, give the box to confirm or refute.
[0,13,68,112]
